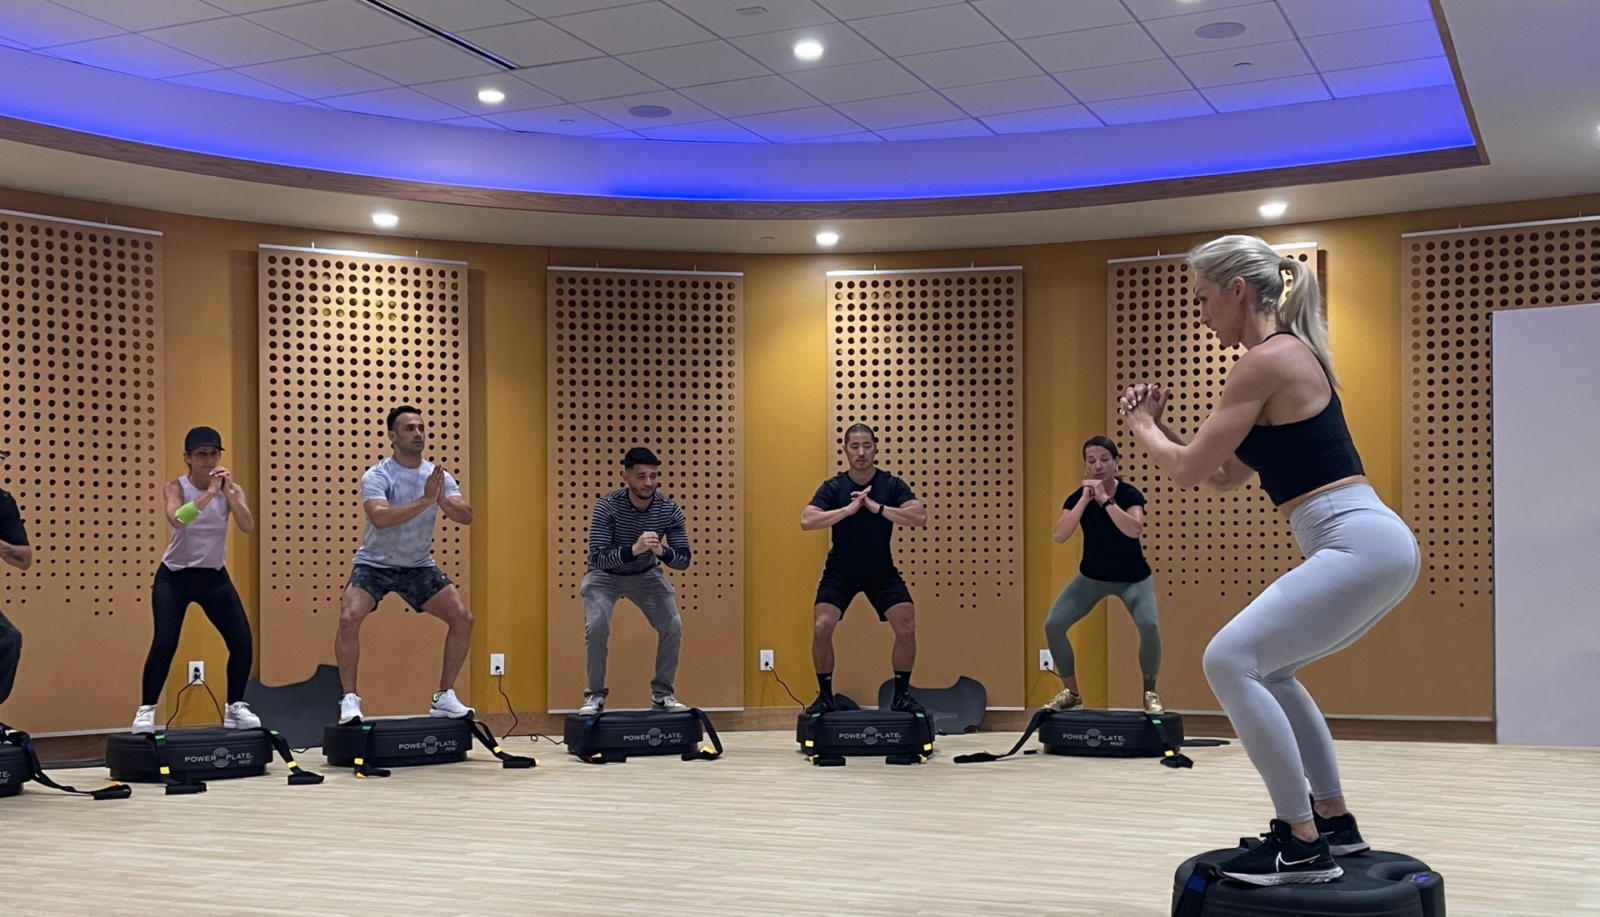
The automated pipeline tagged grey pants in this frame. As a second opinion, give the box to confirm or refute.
[1044,574,1160,679]
[1203,485,1420,825]
[580,567,682,700]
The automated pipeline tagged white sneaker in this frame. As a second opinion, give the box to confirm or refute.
[1043,688,1082,711]
[339,693,364,725]
[652,694,689,712]
[224,701,261,730]
[578,694,604,716]
[131,705,157,734]
[1143,691,1166,715]
[429,688,473,719]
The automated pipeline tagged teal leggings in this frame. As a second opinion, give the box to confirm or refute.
[1044,574,1160,679]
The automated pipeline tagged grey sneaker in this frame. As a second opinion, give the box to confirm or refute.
[578,694,604,716]
[652,694,689,712]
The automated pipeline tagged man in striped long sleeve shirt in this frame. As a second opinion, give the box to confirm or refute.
[579,447,692,715]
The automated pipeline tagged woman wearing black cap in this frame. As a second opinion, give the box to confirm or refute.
[131,427,258,733]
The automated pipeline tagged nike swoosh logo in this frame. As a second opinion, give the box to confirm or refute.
[1277,853,1321,868]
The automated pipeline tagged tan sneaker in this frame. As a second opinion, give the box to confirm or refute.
[1143,691,1165,714]
[1043,688,1082,711]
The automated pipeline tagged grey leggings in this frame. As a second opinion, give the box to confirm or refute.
[1203,485,1420,825]
[1045,574,1160,679]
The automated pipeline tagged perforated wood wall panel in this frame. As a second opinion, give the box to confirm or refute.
[259,246,469,715]
[824,268,1023,707]
[1104,247,1315,710]
[1400,220,1596,715]
[547,268,743,711]
[0,211,162,733]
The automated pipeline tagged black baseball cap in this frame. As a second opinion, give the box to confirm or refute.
[184,426,225,452]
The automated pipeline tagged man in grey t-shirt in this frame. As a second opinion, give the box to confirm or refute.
[335,405,475,725]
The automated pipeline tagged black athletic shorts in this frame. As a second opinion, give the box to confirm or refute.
[814,568,913,621]
[347,564,452,612]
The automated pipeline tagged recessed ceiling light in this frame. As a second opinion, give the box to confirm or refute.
[815,231,839,247]
[477,88,506,104]
[1258,201,1288,219]
[736,5,767,14]
[794,40,824,61]
[372,212,399,229]
[629,105,672,118]
[1233,61,1253,70]
[1195,21,1247,39]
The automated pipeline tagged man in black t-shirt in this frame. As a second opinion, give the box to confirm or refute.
[800,424,927,714]
[0,488,34,710]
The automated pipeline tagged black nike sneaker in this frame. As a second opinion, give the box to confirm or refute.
[889,692,925,714]
[1313,809,1370,855]
[1218,819,1343,886]
[805,693,836,715]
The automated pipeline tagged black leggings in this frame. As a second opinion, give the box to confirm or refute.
[0,607,20,708]
[142,566,253,705]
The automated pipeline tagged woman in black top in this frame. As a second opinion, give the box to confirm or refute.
[1120,234,1420,886]
[1043,436,1164,715]
[0,486,33,713]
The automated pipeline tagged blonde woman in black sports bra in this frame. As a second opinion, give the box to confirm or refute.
[1119,234,1420,887]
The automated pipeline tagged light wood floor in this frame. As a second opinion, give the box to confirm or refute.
[7,730,1599,916]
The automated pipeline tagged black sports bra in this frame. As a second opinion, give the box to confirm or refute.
[1232,333,1365,506]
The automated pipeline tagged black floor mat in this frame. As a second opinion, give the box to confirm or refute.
[242,664,343,749]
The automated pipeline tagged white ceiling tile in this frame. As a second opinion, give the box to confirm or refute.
[248,1,424,53]
[941,74,1072,116]
[876,118,990,140]
[507,0,643,15]
[579,88,719,127]
[1086,88,1211,124]
[239,53,398,97]
[1055,58,1192,102]
[847,5,1004,57]
[899,41,1040,90]
[730,22,882,73]
[1302,20,1445,72]
[386,0,537,31]
[0,0,123,48]
[1200,73,1328,112]
[834,89,964,129]
[637,119,767,142]
[1278,0,1434,39]
[487,102,620,134]
[814,0,953,18]
[437,114,511,129]
[516,56,665,101]
[980,103,1100,133]
[793,131,881,142]
[337,37,500,83]
[411,73,563,112]
[202,0,311,12]
[621,40,770,87]
[1142,2,1295,57]
[1175,39,1312,88]
[46,33,218,78]
[323,86,469,120]
[971,0,1132,41]
[1019,23,1163,73]
[1320,56,1452,99]
[663,0,835,39]
[782,58,923,103]
[733,105,861,141]
[165,67,304,101]
[145,16,319,67]
[457,19,603,67]
[679,75,815,116]
[552,2,716,54]
[48,0,225,31]
[1120,0,1263,22]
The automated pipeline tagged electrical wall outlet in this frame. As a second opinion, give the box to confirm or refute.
[1038,649,1053,671]
[759,649,774,671]
[188,660,205,684]
[490,653,505,676]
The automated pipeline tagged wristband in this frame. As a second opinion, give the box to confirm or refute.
[175,501,200,524]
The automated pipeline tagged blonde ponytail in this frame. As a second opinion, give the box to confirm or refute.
[1188,234,1336,386]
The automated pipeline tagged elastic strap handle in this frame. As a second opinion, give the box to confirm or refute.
[469,718,537,769]
[953,707,1051,764]
[261,728,325,785]
[680,708,723,761]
